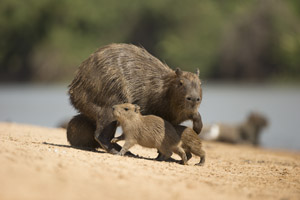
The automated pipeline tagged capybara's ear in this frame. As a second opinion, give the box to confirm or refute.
[196,68,200,77]
[134,104,140,113]
[175,68,183,77]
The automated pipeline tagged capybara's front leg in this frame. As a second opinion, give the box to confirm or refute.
[118,140,135,156]
[192,112,203,135]
[155,152,166,161]
[95,120,123,154]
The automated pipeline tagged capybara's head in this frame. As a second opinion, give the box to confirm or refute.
[112,103,141,122]
[247,112,268,129]
[170,68,202,111]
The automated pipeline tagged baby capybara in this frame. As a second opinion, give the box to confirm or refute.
[112,103,187,165]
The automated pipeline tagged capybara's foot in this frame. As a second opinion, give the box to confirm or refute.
[195,162,204,166]
[195,156,205,166]
[109,148,120,155]
[155,153,165,161]
[117,151,125,156]
[179,160,188,165]
[112,148,135,157]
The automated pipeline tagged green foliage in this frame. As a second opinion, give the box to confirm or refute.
[0,0,299,82]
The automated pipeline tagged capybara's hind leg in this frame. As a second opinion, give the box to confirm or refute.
[174,146,188,165]
[195,150,206,166]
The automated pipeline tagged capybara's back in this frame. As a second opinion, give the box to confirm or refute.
[69,44,172,121]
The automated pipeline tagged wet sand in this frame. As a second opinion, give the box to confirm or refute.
[0,122,299,200]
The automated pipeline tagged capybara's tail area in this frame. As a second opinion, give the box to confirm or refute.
[66,114,100,149]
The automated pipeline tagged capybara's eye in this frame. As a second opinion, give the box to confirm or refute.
[179,80,184,86]
[124,108,129,111]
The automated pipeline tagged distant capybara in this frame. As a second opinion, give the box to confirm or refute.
[200,112,268,145]
[175,125,206,166]
[67,43,203,153]
[111,103,187,165]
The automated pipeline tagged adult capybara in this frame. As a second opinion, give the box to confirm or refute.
[67,43,203,153]
[111,103,187,165]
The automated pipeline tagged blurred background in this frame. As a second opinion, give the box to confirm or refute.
[0,0,299,150]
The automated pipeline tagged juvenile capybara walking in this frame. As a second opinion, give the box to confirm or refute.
[111,103,187,165]
[67,43,203,153]
[175,125,206,166]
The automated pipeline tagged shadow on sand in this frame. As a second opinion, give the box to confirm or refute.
[42,142,181,164]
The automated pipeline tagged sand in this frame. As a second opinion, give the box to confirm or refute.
[0,122,299,200]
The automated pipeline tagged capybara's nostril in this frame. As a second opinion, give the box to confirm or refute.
[186,97,192,101]
[112,106,115,110]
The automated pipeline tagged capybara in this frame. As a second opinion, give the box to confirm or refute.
[66,114,99,149]
[200,112,268,145]
[67,43,203,153]
[175,125,206,166]
[111,103,187,165]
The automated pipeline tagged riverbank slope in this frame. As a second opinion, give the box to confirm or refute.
[0,122,299,200]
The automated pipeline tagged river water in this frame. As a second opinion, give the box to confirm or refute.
[0,83,299,151]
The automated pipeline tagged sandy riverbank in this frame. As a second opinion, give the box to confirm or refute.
[0,122,299,200]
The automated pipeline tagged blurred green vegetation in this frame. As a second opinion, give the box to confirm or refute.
[0,0,299,82]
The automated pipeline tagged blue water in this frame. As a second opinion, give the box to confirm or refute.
[0,84,76,127]
[0,83,299,151]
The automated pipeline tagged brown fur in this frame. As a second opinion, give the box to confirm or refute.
[66,114,99,149]
[112,103,187,165]
[113,124,206,166]
[67,43,203,153]
[175,125,206,166]
[238,112,268,145]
